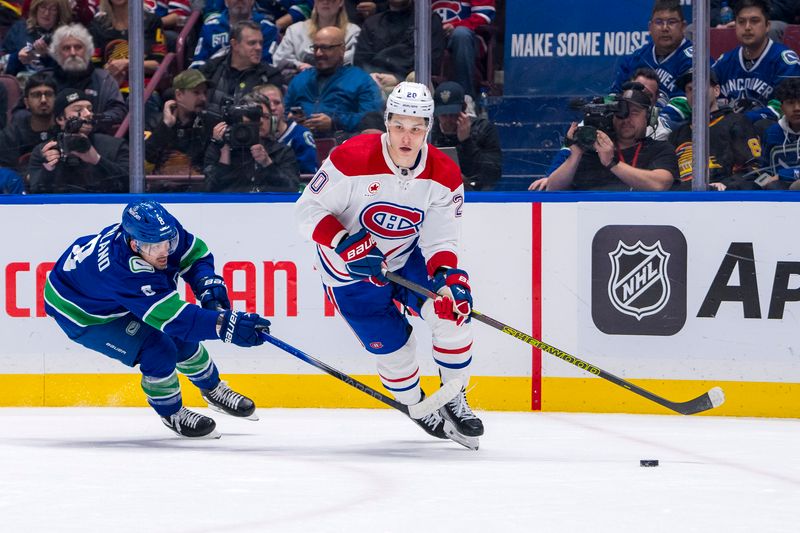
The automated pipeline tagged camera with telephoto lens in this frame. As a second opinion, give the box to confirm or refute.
[57,116,92,161]
[201,101,263,148]
[568,95,631,152]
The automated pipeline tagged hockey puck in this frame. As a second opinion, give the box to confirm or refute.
[640,459,659,467]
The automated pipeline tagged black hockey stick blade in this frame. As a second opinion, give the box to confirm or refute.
[258,329,461,419]
[384,271,726,416]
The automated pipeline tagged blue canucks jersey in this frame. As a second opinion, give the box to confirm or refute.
[760,117,800,179]
[277,120,317,175]
[191,10,278,68]
[713,39,800,108]
[204,0,312,24]
[611,38,695,106]
[44,222,221,342]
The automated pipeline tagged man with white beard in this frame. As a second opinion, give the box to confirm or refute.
[43,23,128,132]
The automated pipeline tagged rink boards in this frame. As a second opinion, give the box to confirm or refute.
[1,193,798,417]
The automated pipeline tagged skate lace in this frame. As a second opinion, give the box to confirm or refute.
[177,408,203,429]
[420,409,443,429]
[448,390,478,420]
[210,381,242,410]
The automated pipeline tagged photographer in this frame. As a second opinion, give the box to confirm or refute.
[203,92,299,193]
[28,88,129,194]
[545,85,678,191]
[145,69,211,175]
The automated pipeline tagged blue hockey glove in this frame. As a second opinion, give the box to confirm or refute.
[198,275,230,311]
[334,228,388,285]
[431,268,472,326]
[218,311,271,347]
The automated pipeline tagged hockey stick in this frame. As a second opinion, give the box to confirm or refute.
[384,271,726,416]
[256,329,462,419]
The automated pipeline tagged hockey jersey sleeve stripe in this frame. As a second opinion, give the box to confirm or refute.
[44,278,129,327]
[142,291,189,331]
[311,214,347,247]
[179,236,210,274]
[426,250,458,277]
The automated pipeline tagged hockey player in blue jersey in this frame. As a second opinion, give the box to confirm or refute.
[611,0,695,107]
[712,0,800,120]
[43,200,272,439]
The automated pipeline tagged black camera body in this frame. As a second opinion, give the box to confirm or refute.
[570,96,629,152]
[57,116,92,162]
[202,101,263,149]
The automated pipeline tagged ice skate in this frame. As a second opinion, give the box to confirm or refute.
[440,387,483,450]
[411,391,448,439]
[161,407,220,439]
[200,380,258,420]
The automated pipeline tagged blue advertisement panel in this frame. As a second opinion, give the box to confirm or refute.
[504,0,693,96]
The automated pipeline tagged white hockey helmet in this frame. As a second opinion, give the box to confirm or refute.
[384,82,434,122]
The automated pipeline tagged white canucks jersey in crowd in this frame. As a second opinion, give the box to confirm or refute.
[295,133,465,287]
[713,39,800,107]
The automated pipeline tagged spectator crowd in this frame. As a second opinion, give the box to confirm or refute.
[1,0,800,194]
[530,0,800,192]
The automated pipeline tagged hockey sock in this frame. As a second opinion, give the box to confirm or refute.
[141,370,182,417]
[376,335,422,405]
[176,344,220,391]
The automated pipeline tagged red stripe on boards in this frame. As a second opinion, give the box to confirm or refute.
[531,202,542,411]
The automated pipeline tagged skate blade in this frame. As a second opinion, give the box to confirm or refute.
[207,403,259,421]
[443,421,480,451]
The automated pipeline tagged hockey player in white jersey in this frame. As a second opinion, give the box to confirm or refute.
[295,81,483,449]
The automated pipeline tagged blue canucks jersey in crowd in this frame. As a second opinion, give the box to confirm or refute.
[611,38,694,106]
[760,117,800,180]
[191,10,278,68]
[204,0,313,24]
[713,39,800,110]
[277,119,317,174]
[44,222,220,342]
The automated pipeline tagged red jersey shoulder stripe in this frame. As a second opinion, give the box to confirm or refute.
[329,134,392,176]
[417,145,463,192]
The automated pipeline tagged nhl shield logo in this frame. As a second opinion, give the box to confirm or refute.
[607,240,671,321]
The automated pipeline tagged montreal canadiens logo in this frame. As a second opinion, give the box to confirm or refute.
[360,202,424,240]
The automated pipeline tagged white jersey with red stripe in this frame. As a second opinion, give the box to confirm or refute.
[295,133,465,287]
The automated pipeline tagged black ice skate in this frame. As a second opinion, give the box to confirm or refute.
[440,388,484,450]
[161,407,220,439]
[411,391,448,439]
[200,380,258,420]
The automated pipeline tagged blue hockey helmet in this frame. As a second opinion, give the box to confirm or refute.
[121,201,179,255]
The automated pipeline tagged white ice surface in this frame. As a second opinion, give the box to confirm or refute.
[1,408,798,532]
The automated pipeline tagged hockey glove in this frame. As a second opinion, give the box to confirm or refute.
[431,268,472,326]
[218,311,271,347]
[334,228,388,285]
[197,275,230,311]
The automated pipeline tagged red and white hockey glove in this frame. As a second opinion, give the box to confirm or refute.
[335,228,388,286]
[431,268,472,326]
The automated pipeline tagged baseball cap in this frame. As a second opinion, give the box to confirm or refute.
[619,82,652,109]
[676,69,719,92]
[433,81,466,116]
[54,88,92,117]
[172,69,210,90]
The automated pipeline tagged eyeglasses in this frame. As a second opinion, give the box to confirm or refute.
[28,90,55,99]
[312,43,344,52]
[38,5,59,13]
[651,18,682,28]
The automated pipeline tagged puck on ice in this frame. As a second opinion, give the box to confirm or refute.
[640,459,659,467]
